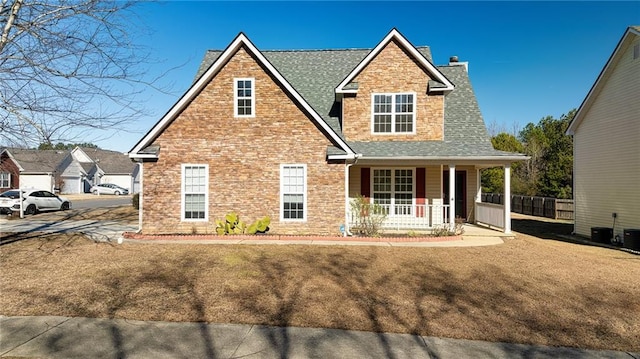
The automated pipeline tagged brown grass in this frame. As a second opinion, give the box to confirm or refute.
[1,229,638,351]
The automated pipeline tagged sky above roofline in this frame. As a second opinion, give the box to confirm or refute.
[68,1,639,152]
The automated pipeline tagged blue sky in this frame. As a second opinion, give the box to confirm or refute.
[95,1,639,152]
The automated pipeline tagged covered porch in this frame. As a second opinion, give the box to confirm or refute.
[345,162,514,234]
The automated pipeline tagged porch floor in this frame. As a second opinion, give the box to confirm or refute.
[381,223,515,238]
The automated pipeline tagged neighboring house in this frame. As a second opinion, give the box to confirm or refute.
[58,147,140,194]
[81,147,140,193]
[0,146,139,194]
[0,148,68,192]
[128,29,527,236]
[566,26,640,239]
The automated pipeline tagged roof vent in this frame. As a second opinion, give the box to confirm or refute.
[449,55,469,72]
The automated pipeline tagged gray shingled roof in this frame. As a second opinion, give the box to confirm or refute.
[195,44,524,159]
[80,148,136,174]
[4,148,67,173]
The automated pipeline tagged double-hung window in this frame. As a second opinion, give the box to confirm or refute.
[234,78,254,117]
[181,164,208,221]
[280,164,306,221]
[372,169,414,215]
[372,93,415,134]
[0,172,10,188]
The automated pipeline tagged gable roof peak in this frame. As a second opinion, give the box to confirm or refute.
[129,31,356,159]
[335,28,454,94]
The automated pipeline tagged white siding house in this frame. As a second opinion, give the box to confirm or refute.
[567,26,640,239]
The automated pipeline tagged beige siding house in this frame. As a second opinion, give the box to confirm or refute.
[567,26,640,239]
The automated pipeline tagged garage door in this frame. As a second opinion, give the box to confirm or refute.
[61,176,80,194]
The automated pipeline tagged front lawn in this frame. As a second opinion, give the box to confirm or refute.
[1,231,638,351]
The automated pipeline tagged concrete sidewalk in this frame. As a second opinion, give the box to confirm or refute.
[1,316,637,359]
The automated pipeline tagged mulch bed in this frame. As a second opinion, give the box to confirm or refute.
[122,232,462,242]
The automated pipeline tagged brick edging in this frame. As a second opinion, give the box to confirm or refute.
[122,232,462,243]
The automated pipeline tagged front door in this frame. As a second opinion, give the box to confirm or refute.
[443,171,467,220]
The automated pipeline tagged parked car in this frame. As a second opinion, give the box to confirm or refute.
[0,189,72,215]
[90,183,129,195]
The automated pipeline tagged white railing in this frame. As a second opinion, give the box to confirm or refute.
[349,201,450,230]
[475,202,504,229]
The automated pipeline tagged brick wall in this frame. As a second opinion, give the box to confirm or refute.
[0,152,20,190]
[142,46,345,236]
[343,39,444,142]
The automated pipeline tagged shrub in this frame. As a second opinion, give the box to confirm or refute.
[431,217,465,237]
[349,195,387,236]
[215,212,270,235]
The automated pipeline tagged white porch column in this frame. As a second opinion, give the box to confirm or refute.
[504,163,511,234]
[448,164,456,230]
[475,167,481,224]
[138,162,143,233]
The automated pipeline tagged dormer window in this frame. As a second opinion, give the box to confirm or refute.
[234,78,254,117]
[371,93,415,134]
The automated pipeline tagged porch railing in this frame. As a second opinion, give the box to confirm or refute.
[348,201,450,230]
[475,202,504,229]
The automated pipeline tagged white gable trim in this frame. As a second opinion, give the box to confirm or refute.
[129,33,355,159]
[567,27,640,135]
[335,28,455,94]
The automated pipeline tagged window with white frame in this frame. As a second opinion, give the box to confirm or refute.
[372,93,415,134]
[0,172,10,187]
[234,78,254,117]
[372,169,414,215]
[280,164,306,221]
[182,164,208,220]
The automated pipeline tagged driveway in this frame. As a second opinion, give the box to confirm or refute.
[0,218,137,243]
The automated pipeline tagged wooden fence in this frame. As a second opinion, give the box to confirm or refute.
[481,193,574,220]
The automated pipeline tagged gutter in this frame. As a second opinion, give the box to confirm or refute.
[343,153,362,237]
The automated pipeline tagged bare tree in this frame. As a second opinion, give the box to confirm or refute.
[0,0,159,148]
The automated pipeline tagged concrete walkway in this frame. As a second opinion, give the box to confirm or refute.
[1,316,637,359]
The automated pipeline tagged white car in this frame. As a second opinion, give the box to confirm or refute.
[0,189,72,215]
[90,183,129,196]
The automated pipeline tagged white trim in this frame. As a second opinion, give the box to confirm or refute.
[180,163,209,222]
[279,164,307,222]
[234,77,255,118]
[503,164,512,234]
[448,164,456,230]
[336,28,454,94]
[129,33,355,158]
[0,172,10,188]
[138,163,143,232]
[358,155,529,162]
[370,92,417,135]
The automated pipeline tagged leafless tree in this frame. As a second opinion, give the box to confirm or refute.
[0,0,161,148]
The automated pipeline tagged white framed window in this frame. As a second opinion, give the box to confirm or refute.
[372,168,414,215]
[371,93,416,134]
[280,164,307,221]
[234,78,255,117]
[0,172,10,187]
[181,164,208,221]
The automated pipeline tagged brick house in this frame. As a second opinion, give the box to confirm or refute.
[129,29,527,236]
[0,148,68,192]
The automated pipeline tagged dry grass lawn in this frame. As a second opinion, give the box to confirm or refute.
[1,224,639,351]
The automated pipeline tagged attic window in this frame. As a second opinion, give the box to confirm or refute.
[371,93,416,134]
[634,44,639,60]
[234,78,254,117]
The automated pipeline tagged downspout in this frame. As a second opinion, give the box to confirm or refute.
[344,153,361,237]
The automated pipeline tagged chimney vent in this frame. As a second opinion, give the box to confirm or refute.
[449,56,459,63]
